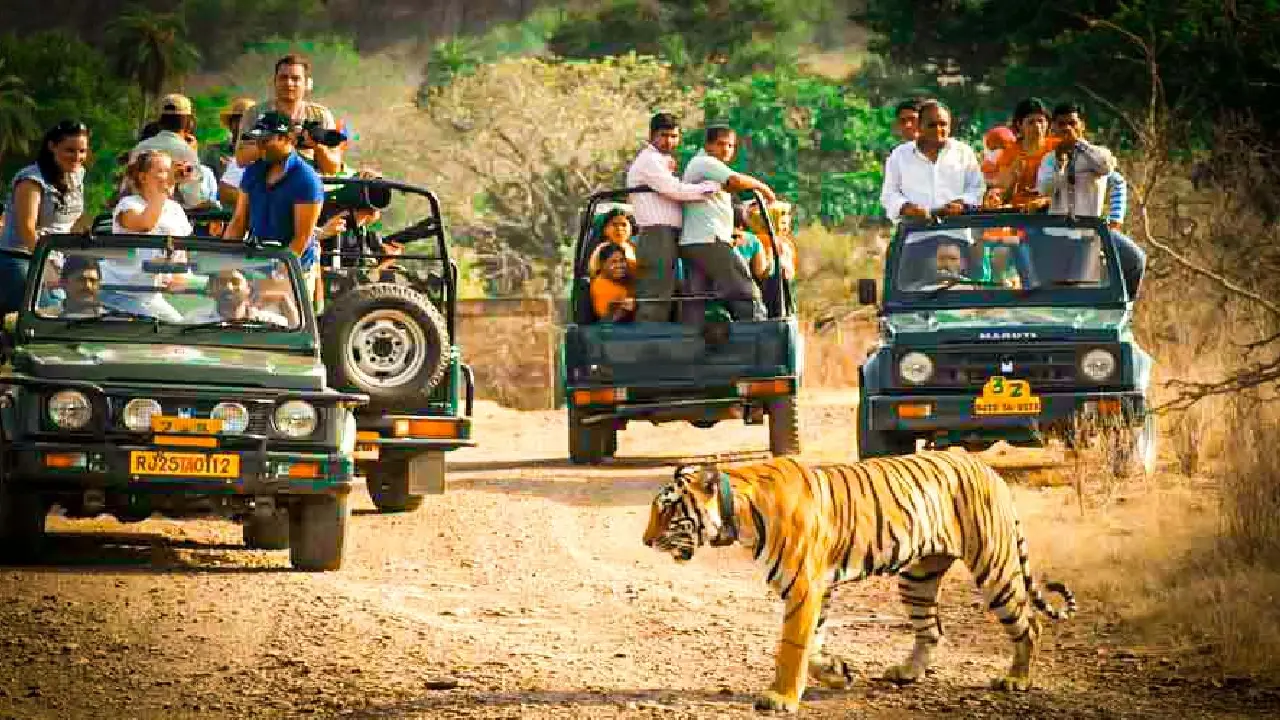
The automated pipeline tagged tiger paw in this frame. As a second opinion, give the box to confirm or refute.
[991,674,1032,692]
[809,656,856,689]
[753,690,799,713]
[882,664,924,685]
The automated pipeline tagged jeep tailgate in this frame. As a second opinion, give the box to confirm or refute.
[564,320,798,388]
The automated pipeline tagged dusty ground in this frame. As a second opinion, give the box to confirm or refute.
[1,391,1277,719]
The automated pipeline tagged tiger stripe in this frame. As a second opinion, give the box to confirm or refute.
[642,451,1076,714]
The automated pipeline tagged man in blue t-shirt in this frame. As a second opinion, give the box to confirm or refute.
[222,111,325,270]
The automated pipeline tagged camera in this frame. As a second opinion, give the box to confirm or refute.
[300,120,347,148]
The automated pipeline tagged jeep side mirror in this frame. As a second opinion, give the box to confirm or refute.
[857,278,878,306]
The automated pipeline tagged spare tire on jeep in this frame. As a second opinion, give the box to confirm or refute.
[320,283,450,413]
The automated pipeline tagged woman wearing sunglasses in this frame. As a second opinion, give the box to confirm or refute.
[1,120,91,314]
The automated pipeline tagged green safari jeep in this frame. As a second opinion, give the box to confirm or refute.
[561,188,802,463]
[855,213,1156,474]
[0,235,367,570]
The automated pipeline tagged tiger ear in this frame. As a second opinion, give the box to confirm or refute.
[697,463,719,493]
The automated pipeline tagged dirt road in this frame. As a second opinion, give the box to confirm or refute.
[0,393,1275,719]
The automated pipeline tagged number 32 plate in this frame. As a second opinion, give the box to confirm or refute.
[973,376,1042,416]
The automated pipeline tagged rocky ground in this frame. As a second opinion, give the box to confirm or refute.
[1,392,1277,719]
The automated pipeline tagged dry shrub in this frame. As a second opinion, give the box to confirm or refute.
[794,221,885,388]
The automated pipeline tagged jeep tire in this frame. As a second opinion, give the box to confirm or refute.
[321,283,450,415]
[568,409,614,465]
[767,395,802,456]
[243,506,290,550]
[366,454,426,514]
[857,397,915,459]
[0,486,48,560]
[288,495,349,571]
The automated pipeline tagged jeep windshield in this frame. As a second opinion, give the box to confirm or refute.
[29,242,305,332]
[888,220,1124,309]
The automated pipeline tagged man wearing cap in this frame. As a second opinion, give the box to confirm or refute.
[234,54,342,175]
[131,93,219,210]
[206,97,255,176]
[222,111,327,269]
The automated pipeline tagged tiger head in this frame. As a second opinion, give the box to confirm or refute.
[643,464,731,563]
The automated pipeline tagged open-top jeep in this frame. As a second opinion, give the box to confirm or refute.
[561,188,802,464]
[0,235,366,570]
[314,176,475,512]
[855,212,1156,474]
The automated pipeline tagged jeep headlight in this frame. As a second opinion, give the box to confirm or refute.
[1080,349,1117,382]
[898,352,935,385]
[48,390,92,430]
[273,400,317,438]
[122,398,162,432]
[211,402,251,434]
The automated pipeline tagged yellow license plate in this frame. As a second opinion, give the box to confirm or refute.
[973,376,1042,416]
[150,416,223,434]
[129,450,240,478]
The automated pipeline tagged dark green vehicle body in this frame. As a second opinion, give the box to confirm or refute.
[0,235,366,570]
[856,213,1155,473]
[561,188,802,463]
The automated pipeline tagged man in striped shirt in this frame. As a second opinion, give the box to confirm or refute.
[626,113,723,322]
[1037,103,1145,296]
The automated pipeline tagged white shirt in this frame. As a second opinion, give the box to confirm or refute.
[624,144,720,228]
[679,150,737,246]
[1036,140,1117,218]
[221,159,246,189]
[880,139,985,221]
[111,195,193,237]
[184,305,289,326]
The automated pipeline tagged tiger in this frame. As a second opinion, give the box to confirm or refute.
[642,452,1076,713]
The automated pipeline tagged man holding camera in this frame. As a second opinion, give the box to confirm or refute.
[234,53,343,175]
[223,112,340,271]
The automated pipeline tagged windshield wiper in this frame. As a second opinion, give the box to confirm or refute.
[920,277,1009,300]
[179,318,285,334]
[65,308,161,329]
[1019,279,1101,296]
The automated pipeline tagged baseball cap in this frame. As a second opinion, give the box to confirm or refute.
[159,93,193,116]
[240,111,295,141]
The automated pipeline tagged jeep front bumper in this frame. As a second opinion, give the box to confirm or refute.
[864,390,1147,433]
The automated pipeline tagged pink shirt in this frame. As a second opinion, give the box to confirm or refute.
[625,144,720,228]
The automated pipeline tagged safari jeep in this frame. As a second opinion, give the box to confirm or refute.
[855,213,1156,474]
[314,176,476,512]
[0,235,366,570]
[561,188,802,464]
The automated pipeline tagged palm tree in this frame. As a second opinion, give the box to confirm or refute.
[0,60,40,169]
[104,4,201,128]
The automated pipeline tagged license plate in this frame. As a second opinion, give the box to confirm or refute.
[973,376,1042,416]
[129,450,240,478]
[150,416,222,434]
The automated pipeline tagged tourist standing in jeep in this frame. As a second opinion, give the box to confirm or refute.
[234,54,343,175]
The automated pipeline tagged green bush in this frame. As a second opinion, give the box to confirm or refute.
[0,31,138,217]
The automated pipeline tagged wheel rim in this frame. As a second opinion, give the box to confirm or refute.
[345,309,429,390]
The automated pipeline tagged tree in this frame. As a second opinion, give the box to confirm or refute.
[0,59,40,169]
[104,4,201,127]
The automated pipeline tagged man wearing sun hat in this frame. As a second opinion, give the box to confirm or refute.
[131,93,200,169]
[205,97,256,175]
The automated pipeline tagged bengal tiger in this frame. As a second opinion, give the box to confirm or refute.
[642,452,1076,713]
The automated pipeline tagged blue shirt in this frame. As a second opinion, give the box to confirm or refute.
[240,151,324,265]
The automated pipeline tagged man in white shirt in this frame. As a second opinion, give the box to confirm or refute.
[625,113,722,322]
[679,126,776,323]
[880,101,985,222]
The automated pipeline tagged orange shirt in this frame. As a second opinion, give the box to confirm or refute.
[994,137,1060,205]
[590,276,633,321]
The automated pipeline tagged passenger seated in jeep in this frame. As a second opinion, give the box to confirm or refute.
[185,268,289,326]
[586,209,638,277]
[731,203,770,282]
[909,240,976,291]
[590,243,636,323]
[53,255,106,317]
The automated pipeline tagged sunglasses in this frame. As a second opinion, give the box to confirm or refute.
[52,120,89,134]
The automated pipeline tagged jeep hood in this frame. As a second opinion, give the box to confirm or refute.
[884,307,1129,342]
[14,342,325,390]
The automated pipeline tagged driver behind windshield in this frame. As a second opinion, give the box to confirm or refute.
[184,268,288,326]
[55,255,106,317]
[911,240,975,291]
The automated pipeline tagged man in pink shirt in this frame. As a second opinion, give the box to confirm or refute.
[626,113,721,322]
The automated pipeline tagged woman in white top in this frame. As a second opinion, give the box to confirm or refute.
[105,150,193,321]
